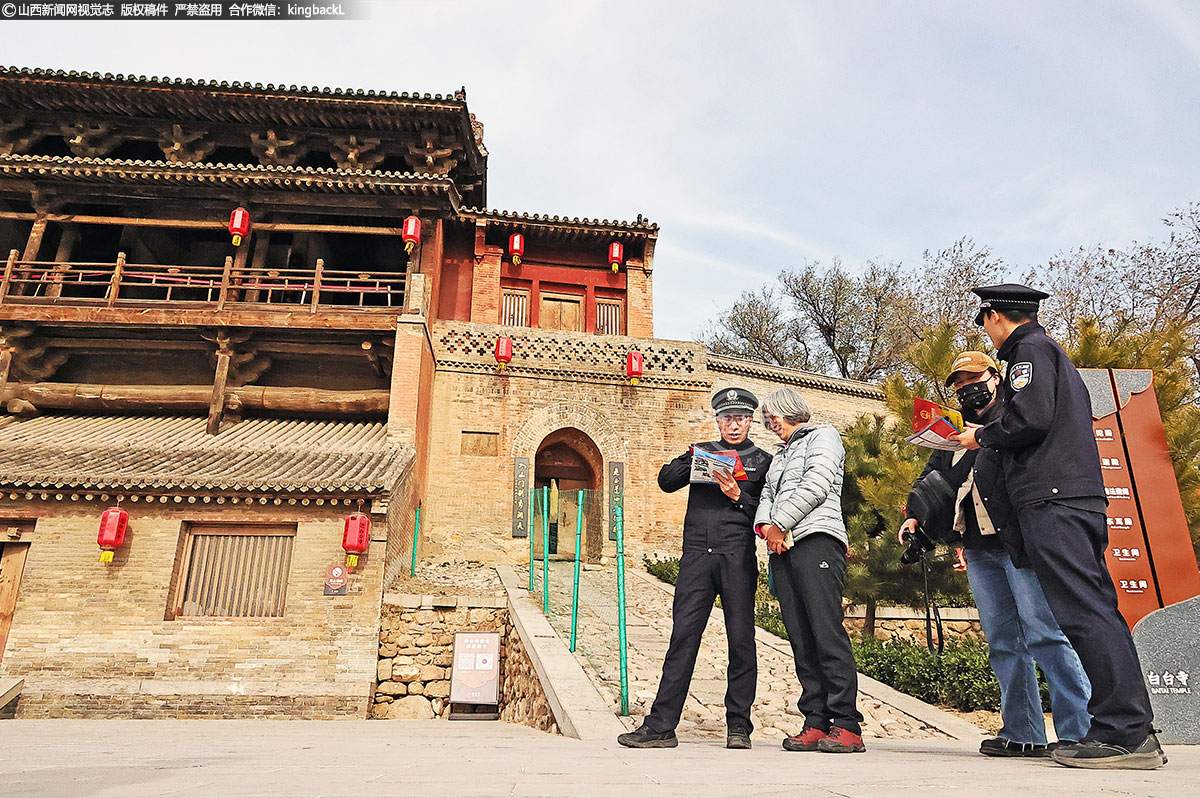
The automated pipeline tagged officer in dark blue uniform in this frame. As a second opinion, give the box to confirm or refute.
[618,387,772,750]
[953,284,1165,770]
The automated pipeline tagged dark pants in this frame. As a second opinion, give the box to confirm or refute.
[771,533,863,735]
[645,550,758,733]
[1017,501,1154,746]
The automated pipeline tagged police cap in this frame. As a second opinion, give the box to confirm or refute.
[712,387,759,416]
[971,283,1049,326]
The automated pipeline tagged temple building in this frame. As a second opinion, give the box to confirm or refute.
[0,67,883,717]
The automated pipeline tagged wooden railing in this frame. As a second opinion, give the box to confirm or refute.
[0,250,408,312]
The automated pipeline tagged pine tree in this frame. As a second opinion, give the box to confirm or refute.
[842,324,978,635]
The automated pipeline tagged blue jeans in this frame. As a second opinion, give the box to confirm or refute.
[964,546,1092,744]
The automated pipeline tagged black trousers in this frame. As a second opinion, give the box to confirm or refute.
[1017,501,1154,746]
[771,533,863,735]
[645,549,758,733]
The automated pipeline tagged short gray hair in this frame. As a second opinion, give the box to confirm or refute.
[761,387,812,425]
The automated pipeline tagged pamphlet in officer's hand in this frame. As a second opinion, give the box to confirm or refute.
[912,397,964,432]
[689,448,740,484]
[905,415,964,451]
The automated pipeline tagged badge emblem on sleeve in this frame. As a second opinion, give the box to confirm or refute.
[1010,362,1033,391]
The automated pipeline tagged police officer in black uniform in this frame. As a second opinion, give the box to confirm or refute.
[617,387,772,750]
[953,284,1165,770]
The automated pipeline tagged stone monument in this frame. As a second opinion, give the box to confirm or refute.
[1132,594,1200,744]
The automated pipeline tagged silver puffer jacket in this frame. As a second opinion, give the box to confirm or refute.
[754,424,848,550]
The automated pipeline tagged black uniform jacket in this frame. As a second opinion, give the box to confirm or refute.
[975,322,1105,508]
[658,438,773,556]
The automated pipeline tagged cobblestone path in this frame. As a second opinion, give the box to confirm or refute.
[520,562,951,741]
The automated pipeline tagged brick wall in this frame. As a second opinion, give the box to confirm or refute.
[0,497,384,718]
[417,323,888,565]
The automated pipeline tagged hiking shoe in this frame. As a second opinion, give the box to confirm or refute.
[617,724,678,749]
[726,726,752,749]
[1051,734,1167,770]
[817,726,866,753]
[783,727,827,752]
[979,737,1049,757]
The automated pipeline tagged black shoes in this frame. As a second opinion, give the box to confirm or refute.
[616,723,752,749]
[726,726,752,749]
[617,724,678,749]
[1050,734,1167,770]
[979,737,1049,758]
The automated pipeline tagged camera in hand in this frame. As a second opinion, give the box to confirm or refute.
[900,527,938,564]
[899,468,963,564]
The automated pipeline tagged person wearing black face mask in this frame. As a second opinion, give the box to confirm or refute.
[900,351,1091,759]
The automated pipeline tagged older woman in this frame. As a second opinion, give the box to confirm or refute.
[755,387,865,753]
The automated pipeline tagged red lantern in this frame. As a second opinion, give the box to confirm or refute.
[343,513,371,568]
[495,336,513,370]
[626,351,644,385]
[509,233,525,266]
[609,241,624,272]
[402,216,422,253]
[97,507,128,563]
[228,207,250,246]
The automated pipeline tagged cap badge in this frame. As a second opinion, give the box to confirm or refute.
[726,390,738,401]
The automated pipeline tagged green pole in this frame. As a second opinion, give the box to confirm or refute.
[528,486,536,592]
[570,490,583,652]
[410,505,420,577]
[541,487,550,614]
[615,503,629,716]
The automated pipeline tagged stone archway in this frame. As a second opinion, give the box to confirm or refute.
[511,402,626,563]
[533,428,604,562]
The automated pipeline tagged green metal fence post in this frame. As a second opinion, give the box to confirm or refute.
[541,487,550,614]
[410,505,420,577]
[570,489,584,652]
[615,503,629,716]
[528,486,536,592]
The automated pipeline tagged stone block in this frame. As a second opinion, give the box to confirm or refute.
[414,634,435,647]
[376,658,393,682]
[379,642,398,658]
[418,665,444,681]
[424,680,450,698]
[392,665,421,683]
[376,681,407,697]
[415,610,438,625]
[383,696,433,719]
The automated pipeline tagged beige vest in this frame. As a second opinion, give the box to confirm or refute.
[952,451,997,537]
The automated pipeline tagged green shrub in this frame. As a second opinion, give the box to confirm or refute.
[643,555,679,586]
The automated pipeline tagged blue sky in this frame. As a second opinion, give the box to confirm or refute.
[4,0,1200,340]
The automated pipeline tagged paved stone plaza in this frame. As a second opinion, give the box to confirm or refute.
[0,719,1195,797]
[530,563,953,740]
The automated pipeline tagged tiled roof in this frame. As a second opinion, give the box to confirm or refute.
[0,154,462,203]
[706,353,886,400]
[0,66,468,103]
[0,414,410,494]
[458,207,658,235]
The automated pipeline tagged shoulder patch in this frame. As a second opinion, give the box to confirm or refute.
[1010,361,1033,391]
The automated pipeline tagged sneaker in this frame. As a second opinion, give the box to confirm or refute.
[979,737,1049,757]
[1050,734,1167,770]
[726,726,752,749]
[617,724,678,749]
[817,726,866,753]
[783,727,827,752]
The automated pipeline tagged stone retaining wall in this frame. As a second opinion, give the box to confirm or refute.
[844,606,985,644]
[370,593,556,733]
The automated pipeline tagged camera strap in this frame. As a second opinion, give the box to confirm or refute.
[921,557,945,655]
